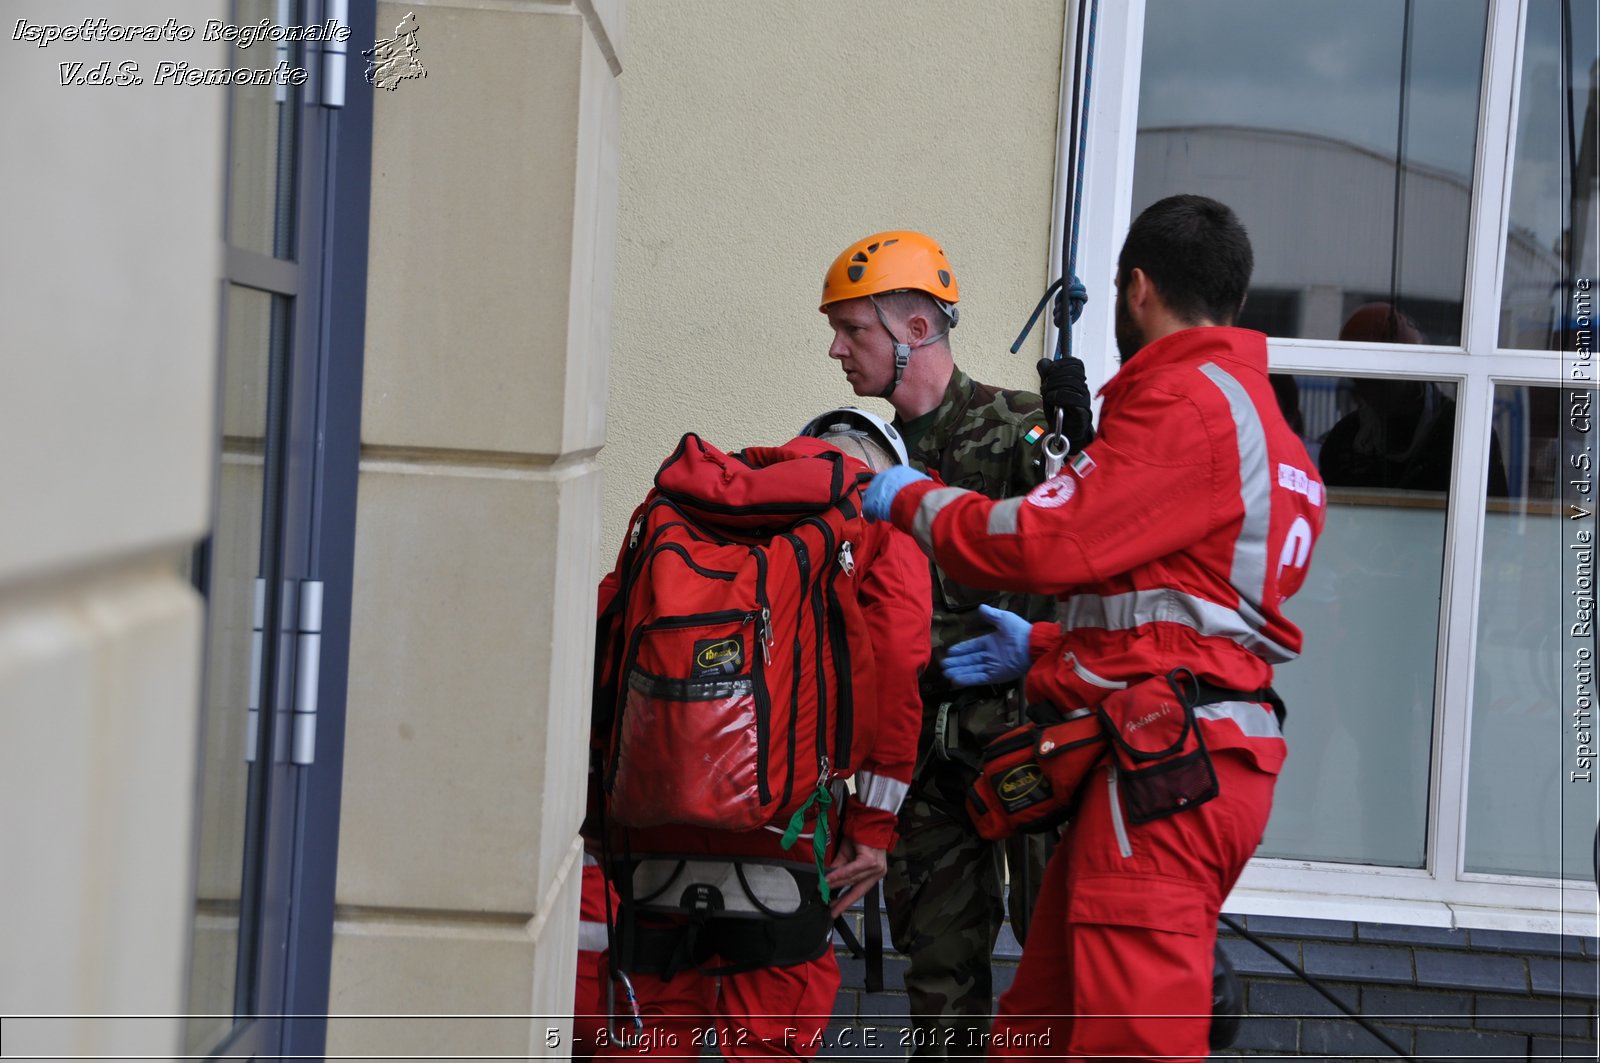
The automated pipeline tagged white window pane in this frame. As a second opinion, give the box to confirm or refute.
[1465,385,1591,879]
[1135,0,1488,344]
[1497,1,1599,350]
[1258,375,1483,866]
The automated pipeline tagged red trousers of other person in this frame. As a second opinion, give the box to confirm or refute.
[990,749,1277,1062]
[573,862,619,1058]
[591,950,841,1060]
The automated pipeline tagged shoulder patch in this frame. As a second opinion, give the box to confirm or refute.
[1026,475,1077,509]
[1024,424,1045,445]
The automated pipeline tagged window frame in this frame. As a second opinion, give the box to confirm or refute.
[1057,0,1597,933]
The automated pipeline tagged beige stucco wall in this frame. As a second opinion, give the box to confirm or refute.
[0,1,227,1058]
[330,2,622,1058]
[602,0,1067,556]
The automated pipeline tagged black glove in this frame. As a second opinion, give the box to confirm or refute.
[1036,356,1095,453]
[1052,276,1088,330]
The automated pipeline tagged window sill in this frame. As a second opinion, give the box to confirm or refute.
[1224,884,1599,937]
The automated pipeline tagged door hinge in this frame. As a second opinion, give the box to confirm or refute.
[245,577,266,763]
[292,579,324,765]
[319,0,349,108]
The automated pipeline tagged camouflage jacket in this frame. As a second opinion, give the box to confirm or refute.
[899,368,1054,727]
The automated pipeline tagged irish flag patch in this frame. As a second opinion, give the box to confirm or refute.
[1024,424,1045,445]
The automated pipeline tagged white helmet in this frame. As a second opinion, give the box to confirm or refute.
[798,406,910,471]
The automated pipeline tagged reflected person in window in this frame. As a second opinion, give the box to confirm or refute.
[1318,303,1509,496]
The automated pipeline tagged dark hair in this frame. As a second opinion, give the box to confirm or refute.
[1117,194,1253,326]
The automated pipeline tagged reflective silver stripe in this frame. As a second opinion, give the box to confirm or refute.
[1197,700,1283,741]
[1199,362,1273,619]
[1107,766,1132,858]
[1066,652,1127,691]
[1055,588,1297,664]
[579,920,609,953]
[856,771,910,815]
[912,487,970,553]
[988,496,1026,536]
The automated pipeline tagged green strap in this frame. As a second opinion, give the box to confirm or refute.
[779,785,833,904]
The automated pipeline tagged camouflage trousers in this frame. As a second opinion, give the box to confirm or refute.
[885,718,1053,1059]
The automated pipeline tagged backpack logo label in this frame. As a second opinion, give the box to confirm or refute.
[998,763,1051,811]
[693,636,744,677]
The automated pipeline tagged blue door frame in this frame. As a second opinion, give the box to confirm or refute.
[201,1,373,1059]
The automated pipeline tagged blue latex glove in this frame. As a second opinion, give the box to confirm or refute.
[861,465,930,522]
[940,604,1033,687]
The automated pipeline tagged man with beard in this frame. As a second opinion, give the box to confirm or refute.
[860,195,1326,1059]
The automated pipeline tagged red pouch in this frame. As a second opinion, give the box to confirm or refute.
[1034,707,1108,806]
[967,721,1077,841]
[1096,670,1218,824]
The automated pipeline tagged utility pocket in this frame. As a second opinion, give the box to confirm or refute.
[1034,707,1108,810]
[1096,671,1218,825]
[609,611,769,829]
[967,723,1069,840]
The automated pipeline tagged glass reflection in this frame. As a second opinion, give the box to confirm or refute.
[227,0,301,260]
[185,286,290,1055]
[1261,373,1458,867]
[1136,0,1488,344]
[1498,0,1599,350]
[1465,386,1589,879]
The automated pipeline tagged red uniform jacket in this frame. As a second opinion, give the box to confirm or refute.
[887,327,1324,772]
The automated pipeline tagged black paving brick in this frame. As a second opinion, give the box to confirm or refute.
[1301,942,1415,985]
[1300,1016,1414,1057]
[992,962,1017,998]
[1468,928,1585,957]
[835,956,906,994]
[1359,985,1472,1024]
[1529,956,1600,996]
[1230,1014,1299,1051]
[1530,1034,1598,1058]
[1475,993,1592,1039]
[855,994,911,1022]
[1354,921,1469,949]
[1248,978,1359,1015]
[1222,934,1301,978]
[1413,948,1527,993]
[1413,1025,1530,1061]
[1244,915,1357,942]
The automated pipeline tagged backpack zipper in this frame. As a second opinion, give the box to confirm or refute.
[778,532,811,813]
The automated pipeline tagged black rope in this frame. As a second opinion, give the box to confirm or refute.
[1385,0,1414,340]
[1057,0,1092,362]
[1218,914,1421,1062]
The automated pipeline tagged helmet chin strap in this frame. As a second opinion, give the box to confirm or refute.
[870,296,950,399]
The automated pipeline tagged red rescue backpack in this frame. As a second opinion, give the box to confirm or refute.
[593,433,880,838]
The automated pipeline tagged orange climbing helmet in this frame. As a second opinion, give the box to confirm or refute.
[819,230,960,322]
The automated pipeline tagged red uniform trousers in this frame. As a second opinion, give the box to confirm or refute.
[591,948,841,1060]
[991,749,1276,1062]
[574,861,620,1058]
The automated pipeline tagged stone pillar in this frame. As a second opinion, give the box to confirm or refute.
[0,2,227,1058]
[328,2,622,1057]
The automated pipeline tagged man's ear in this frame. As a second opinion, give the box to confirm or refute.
[1124,267,1154,314]
[902,308,931,344]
